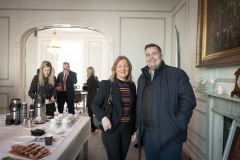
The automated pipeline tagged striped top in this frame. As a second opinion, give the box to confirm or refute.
[118,80,131,122]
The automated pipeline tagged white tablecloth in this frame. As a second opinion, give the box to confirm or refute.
[0,115,91,159]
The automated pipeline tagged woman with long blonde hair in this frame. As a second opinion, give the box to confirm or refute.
[28,61,57,116]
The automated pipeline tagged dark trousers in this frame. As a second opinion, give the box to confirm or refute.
[57,91,75,114]
[101,122,132,160]
[87,106,97,130]
[143,131,182,160]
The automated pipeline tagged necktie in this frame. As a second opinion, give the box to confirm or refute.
[62,74,67,90]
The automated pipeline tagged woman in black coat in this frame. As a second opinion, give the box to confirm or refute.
[86,67,99,132]
[91,56,137,160]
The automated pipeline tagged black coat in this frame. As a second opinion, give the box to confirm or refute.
[136,61,196,151]
[86,75,98,108]
[91,80,137,134]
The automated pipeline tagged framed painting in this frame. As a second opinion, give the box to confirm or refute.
[223,120,240,160]
[196,0,240,68]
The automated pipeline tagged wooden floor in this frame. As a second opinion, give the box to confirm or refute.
[78,114,190,160]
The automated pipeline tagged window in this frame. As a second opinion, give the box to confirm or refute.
[58,41,83,87]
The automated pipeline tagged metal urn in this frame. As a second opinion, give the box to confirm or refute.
[9,98,21,125]
[34,94,46,124]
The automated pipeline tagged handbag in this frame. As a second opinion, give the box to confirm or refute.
[93,82,112,131]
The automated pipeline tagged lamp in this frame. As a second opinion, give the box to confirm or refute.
[47,30,62,55]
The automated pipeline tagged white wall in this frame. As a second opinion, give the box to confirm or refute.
[2,0,239,159]
[0,0,173,112]
[173,0,240,159]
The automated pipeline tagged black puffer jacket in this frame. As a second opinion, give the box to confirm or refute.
[136,61,196,151]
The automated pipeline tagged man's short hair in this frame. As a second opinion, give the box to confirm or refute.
[145,43,162,54]
[63,62,69,66]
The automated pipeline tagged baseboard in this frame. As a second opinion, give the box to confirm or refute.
[183,139,206,160]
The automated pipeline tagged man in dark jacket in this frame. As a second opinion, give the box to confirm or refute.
[56,62,77,114]
[136,43,196,160]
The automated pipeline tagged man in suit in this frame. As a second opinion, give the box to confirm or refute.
[56,62,77,114]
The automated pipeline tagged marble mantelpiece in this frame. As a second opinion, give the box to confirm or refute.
[199,91,240,160]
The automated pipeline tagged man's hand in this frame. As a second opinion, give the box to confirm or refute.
[131,132,137,142]
[56,86,62,92]
[63,69,69,75]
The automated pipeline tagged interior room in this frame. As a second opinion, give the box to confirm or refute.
[1,0,240,159]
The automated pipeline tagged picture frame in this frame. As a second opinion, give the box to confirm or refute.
[196,0,240,68]
[223,120,240,160]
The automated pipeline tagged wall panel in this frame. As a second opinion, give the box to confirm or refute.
[0,17,9,80]
[0,93,9,109]
[120,17,165,80]
[189,110,207,140]
[88,41,102,77]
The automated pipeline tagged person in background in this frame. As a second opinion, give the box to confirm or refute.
[136,43,196,160]
[28,61,57,116]
[56,62,77,114]
[91,56,137,160]
[37,68,40,75]
[86,67,98,132]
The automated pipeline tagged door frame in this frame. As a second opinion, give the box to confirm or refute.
[14,20,115,101]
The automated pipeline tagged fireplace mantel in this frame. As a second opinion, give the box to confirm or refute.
[198,91,240,160]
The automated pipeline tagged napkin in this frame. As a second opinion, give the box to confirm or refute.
[31,129,45,136]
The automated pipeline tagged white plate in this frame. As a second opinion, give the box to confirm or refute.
[13,136,36,143]
[50,130,64,134]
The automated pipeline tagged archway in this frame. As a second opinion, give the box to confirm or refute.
[15,20,115,100]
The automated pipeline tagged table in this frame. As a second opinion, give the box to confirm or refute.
[0,115,91,160]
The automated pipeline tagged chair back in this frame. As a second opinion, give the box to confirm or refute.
[74,91,82,103]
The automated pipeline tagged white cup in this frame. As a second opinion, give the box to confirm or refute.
[54,116,60,123]
[50,123,58,128]
[62,123,69,129]
[54,111,59,117]
[68,113,73,117]
[50,119,57,124]
[73,114,78,119]
[62,118,68,123]
[58,114,63,119]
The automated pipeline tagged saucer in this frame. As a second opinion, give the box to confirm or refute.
[13,136,36,143]
[50,130,64,134]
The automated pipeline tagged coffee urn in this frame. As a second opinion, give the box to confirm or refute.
[34,94,46,124]
[9,98,21,125]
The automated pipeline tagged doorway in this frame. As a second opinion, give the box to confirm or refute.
[16,21,114,104]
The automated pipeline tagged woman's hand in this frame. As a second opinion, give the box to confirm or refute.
[102,116,112,132]
[131,132,137,142]
[50,96,55,103]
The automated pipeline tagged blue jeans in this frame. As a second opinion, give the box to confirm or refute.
[143,131,183,160]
